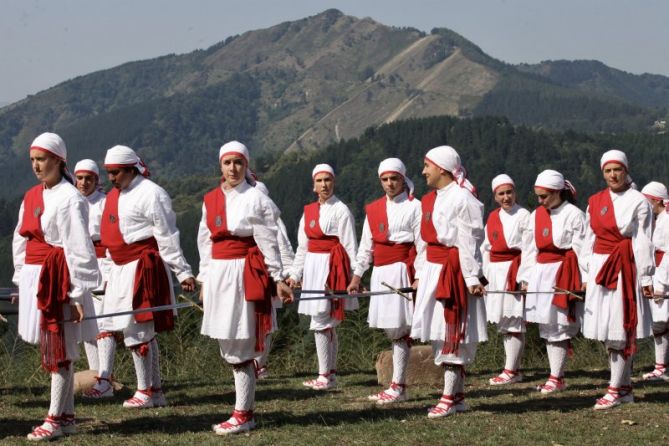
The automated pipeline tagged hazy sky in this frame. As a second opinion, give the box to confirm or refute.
[2,0,667,104]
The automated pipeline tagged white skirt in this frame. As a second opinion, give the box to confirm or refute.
[99,258,175,332]
[650,277,669,323]
[297,252,358,316]
[484,259,524,325]
[410,260,487,344]
[200,257,276,340]
[367,262,413,330]
[18,264,90,362]
[582,252,652,342]
[525,261,583,327]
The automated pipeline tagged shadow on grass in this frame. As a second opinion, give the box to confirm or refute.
[0,418,36,439]
[476,393,594,413]
[0,384,48,396]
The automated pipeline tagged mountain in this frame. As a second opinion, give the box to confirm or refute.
[0,9,667,199]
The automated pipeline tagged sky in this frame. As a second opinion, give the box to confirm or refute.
[1,0,667,105]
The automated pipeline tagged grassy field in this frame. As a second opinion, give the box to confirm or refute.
[1,307,668,445]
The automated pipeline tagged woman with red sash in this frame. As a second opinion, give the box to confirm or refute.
[520,169,587,394]
[91,145,196,409]
[640,181,669,381]
[12,133,100,440]
[198,141,293,435]
[72,159,112,376]
[583,150,654,409]
[481,174,530,385]
[347,158,423,404]
[288,163,358,390]
[410,145,487,419]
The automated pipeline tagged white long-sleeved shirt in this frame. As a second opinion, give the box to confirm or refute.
[517,201,589,284]
[113,175,192,283]
[584,188,654,286]
[85,189,110,281]
[289,195,357,282]
[652,210,669,289]
[12,179,101,302]
[420,182,485,287]
[352,191,424,278]
[197,181,286,282]
[481,204,530,276]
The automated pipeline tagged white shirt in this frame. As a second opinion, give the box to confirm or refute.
[290,195,357,282]
[197,181,286,282]
[12,179,101,302]
[481,204,530,273]
[114,175,192,282]
[353,191,424,278]
[517,201,589,283]
[419,182,485,287]
[584,188,654,286]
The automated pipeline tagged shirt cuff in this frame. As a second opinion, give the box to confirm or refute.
[464,276,481,288]
[176,271,194,283]
[640,275,653,287]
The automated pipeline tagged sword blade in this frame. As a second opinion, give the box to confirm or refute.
[484,290,572,295]
[75,302,195,323]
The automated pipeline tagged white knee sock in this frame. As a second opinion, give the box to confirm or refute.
[150,338,162,390]
[442,366,460,398]
[48,366,71,416]
[329,328,338,374]
[131,344,152,391]
[655,333,669,365]
[233,362,256,411]
[314,330,330,375]
[391,338,410,385]
[84,341,99,371]
[610,350,627,388]
[503,333,524,371]
[546,340,568,378]
[62,366,75,415]
[97,335,116,380]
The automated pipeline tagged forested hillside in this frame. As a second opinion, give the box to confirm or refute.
[4,115,668,286]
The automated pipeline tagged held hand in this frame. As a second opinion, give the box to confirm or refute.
[71,303,84,323]
[286,278,300,289]
[411,279,419,290]
[519,281,528,292]
[181,277,196,292]
[347,275,361,294]
[469,284,485,297]
[642,285,654,298]
[277,281,294,304]
[10,292,18,305]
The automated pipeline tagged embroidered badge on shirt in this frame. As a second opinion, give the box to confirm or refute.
[215,215,222,227]
[33,206,41,217]
[542,228,550,237]
[424,211,432,222]
[379,223,385,232]
[309,220,316,228]
[109,214,117,223]
[600,206,608,216]
[492,231,499,241]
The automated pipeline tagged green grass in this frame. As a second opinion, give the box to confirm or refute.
[1,306,668,444]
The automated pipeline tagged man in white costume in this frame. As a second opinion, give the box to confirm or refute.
[410,145,487,419]
[640,181,669,381]
[88,145,196,409]
[288,164,358,390]
[348,158,423,404]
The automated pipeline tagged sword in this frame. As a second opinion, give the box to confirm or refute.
[294,287,415,295]
[0,288,18,302]
[55,302,196,324]
[484,290,573,295]
[552,286,585,301]
[178,293,204,312]
[381,281,413,301]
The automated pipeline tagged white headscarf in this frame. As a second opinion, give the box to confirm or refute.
[104,145,150,177]
[600,149,633,186]
[534,169,576,196]
[30,132,67,161]
[74,159,99,177]
[491,174,514,193]
[218,141,255,185]
[378,157,414,197]
[424,145,477,196]
[641,181,669,205]
[312,163,335,179]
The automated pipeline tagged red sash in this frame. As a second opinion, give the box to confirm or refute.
[588,189,638,358]
[101,187,173,332]
[204,186,273,351]
[366,196,416,281]
[486,208,521,291]
[421,191,467,354]
[535,206,582,321]
[656,250,665,267]
[304,201,351,321]
[19,185,72,371]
